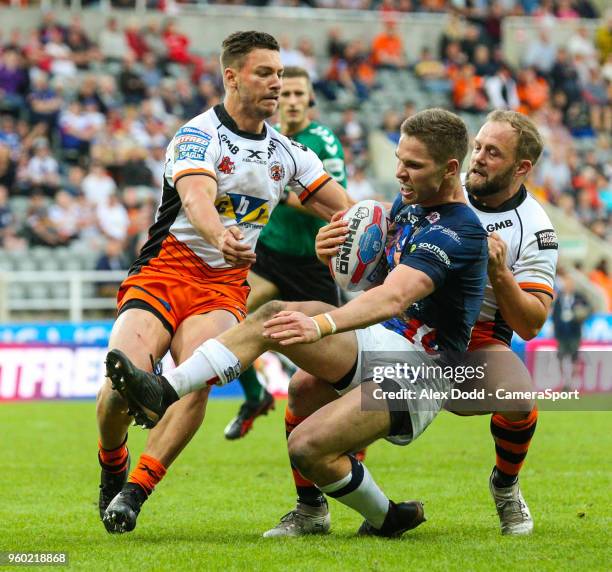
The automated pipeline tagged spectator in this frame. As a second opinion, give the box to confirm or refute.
[22,192,66,247]
[414,46,449,93]
[117,52,147,105]
[27,72,62,128]
[24,138,61,196]
[0,143,16,192]
[63,164,86,197]
[517,67,550,114]
[549,48,582,105]
[473,44,497,78]
[452,63,488,114]
[96,193,129,241]
[124,21,148,61]
[556,0,579,20]
[279,35,307,68]
[552,273,592,386]
[523,28,557,76]
[48,190,80,243]
[82,161,117,206]
[58,101,96,161]
[485,64,519,110]
[381,109,401,144]
[537,146,572,199]
[140,52,162,90]
[0,184,15,245]
[347,164,379,201]
[582,67,611,133]
[589,258,612,311]
[0,50,28,115]
[371,18,407,70]
[98,17,129,63]
[95,238,129,297]
[44,26,77,79]
[595,9,612,62]
[120,147,153,188]
[568,25,597,66]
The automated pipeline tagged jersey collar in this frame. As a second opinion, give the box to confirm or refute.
[468,185,527,213]
[214,103,267,141]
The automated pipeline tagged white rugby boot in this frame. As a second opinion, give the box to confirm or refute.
[263,502,331,538]
[489,469,534,535]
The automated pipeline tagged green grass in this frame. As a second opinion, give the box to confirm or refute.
[0,401,610,571]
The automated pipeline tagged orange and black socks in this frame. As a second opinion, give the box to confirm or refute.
[98,436,129,473]
[490,407,538,487]
[128,454,167,496]
[285,407,326,507]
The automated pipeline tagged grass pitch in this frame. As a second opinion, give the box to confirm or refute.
[0,400,609,571]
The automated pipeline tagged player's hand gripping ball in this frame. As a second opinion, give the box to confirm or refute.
[330,200,388,292]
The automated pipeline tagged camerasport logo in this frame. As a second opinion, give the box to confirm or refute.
[269,161,285,182]
[218,156,235,174]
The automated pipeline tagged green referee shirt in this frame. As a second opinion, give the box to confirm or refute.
[258,121,347,257]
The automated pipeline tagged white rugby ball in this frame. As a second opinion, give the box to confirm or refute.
[330,200,388,292]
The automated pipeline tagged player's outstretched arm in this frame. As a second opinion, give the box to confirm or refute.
[176,175,256,267]
[487,232,552,339]
[302,179,353,222]
[264,265,434,345]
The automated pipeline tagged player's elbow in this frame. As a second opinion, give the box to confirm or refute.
[517,327,539,341]
[516,320,544,341]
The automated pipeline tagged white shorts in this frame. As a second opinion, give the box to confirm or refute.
[336,323,452,446]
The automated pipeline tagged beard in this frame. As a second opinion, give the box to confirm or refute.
[465,164,516,198]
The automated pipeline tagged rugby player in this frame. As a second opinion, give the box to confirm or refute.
[265,110,557,537]
[452,110,557,535]
[97,31,351,534]
[224,66,347,441]
[105,109,491,538]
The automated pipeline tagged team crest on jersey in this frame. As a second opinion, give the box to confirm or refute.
[426,212,440,224]
[269,161,285,182]
[218,156,235,175]
[215,193,270,226]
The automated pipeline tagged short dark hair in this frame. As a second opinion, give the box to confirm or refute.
[486,110,544,166]
[401,108,469,166]
[220,31,280,70]
[282,66,310,81]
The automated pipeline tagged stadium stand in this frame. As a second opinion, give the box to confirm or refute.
[0,3,610,319]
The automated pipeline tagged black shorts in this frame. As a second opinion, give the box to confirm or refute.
[251,241,340,306]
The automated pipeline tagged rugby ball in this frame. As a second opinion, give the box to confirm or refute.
[330,200,388,292]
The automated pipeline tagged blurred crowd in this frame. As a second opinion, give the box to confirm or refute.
[0,6,610,295]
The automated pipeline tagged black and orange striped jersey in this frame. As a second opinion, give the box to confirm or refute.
[130,103,330,279]
[466,185,558,347]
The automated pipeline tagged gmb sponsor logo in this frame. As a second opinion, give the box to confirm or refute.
[486,219,513,232]
[416,242,451,266]
[220,133,239,155]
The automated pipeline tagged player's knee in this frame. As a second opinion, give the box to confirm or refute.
[287,431,324,477]
[250,300,287,323]
[97,380,127,412]
[288,372,320,410]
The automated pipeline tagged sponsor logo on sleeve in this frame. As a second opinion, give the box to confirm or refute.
[174,126,212,162]
[415,242,451,266]
[290,139,308,152]
[535,229,558,250]
[425,211,440,224]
